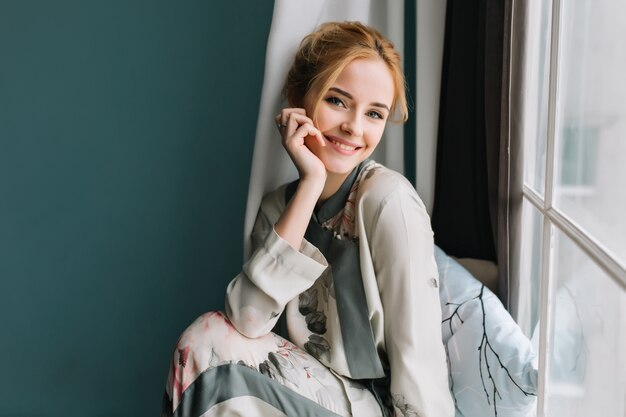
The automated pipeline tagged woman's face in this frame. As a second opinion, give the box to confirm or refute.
[303,57,395,179]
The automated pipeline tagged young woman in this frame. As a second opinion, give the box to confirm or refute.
[162,21,454,417]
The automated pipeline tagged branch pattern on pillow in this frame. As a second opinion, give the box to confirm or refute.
[435,246,538,417]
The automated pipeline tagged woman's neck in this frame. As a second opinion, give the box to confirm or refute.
[318,171,350,204]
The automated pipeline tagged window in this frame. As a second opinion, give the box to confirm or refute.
[518,1,626,416]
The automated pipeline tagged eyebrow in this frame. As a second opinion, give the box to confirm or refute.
[328,87,390,112]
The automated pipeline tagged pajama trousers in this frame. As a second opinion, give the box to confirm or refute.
[161,311,383,417]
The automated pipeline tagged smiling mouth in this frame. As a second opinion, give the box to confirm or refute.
[325,136,361,151]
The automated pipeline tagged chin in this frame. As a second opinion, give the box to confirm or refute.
[322,157,364,176]
[312,144,374,177]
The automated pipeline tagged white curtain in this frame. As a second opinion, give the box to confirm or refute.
[415,1,447,215]
[243,0,405,259]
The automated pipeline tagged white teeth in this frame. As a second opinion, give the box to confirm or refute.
[330,138,356,151]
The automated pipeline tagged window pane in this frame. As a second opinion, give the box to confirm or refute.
[546,229,626,417]
[553,1,626,263]
[517,198,543,339]
[522,0,551,197]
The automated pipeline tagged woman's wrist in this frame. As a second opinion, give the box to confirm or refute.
[274,175,325,249]
[298,175,326,197]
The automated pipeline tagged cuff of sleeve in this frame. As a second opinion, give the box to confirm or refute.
[299,235,328,267]
[264,227,328,274]
[243,228,328,296]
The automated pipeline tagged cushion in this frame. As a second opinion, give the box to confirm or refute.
[435,246,538,417]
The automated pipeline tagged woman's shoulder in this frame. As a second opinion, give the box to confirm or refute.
[356,161,431,235]
[357,160,422,207]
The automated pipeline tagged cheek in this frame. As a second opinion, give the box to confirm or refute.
[366,126,386,148]
[313,108,339,132]
[304,135,323,156]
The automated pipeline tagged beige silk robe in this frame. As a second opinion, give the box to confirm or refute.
[225,160,454,417]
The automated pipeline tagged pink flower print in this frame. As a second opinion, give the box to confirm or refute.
[178,346,190,368]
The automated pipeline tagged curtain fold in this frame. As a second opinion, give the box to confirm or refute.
[431,0,518,308]
[431,0,498,263]
[414,1,448,215]
[243,0,405,260]
[506,0,531,320]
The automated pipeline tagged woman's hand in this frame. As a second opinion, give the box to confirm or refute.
[273,108,327,249]
[275,108,327,183]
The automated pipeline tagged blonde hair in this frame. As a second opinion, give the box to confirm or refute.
[284,21,408,123]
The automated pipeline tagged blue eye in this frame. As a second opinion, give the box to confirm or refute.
[367,111,384,120]
[325,96,345,107]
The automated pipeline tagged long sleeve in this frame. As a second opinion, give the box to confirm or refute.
[365,176,454,417]
[225,189,328,338]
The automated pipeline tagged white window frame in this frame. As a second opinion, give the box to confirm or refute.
[521,0,626,415]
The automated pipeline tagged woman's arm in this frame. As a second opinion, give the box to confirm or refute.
[365,175,454,417]
[274,178,323,248]
[273,108,326,249]
[224,189,328,338]
[224,108,329,338]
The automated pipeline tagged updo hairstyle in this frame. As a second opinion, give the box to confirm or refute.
[284,21,408,123]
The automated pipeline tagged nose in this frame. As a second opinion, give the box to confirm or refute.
[340,114,363,138]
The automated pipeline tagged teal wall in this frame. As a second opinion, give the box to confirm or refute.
[0,1,274,416]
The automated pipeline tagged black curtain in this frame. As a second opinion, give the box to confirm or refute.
[431,0,506,264]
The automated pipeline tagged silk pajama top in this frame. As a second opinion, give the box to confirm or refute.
[225,160,454,417]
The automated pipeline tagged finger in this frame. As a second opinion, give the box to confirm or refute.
[315,128,326,146]
[287,113,325,147]
[276,109,309,134]
[275,114,287,133]
[281,108,309,125]
[293,123,323,145]
[286,112,315,135]
[280,108,307,122]
[315,130,326,147]
[287,111,312,124]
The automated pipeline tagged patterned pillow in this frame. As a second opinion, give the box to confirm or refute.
[435,246,538,417]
